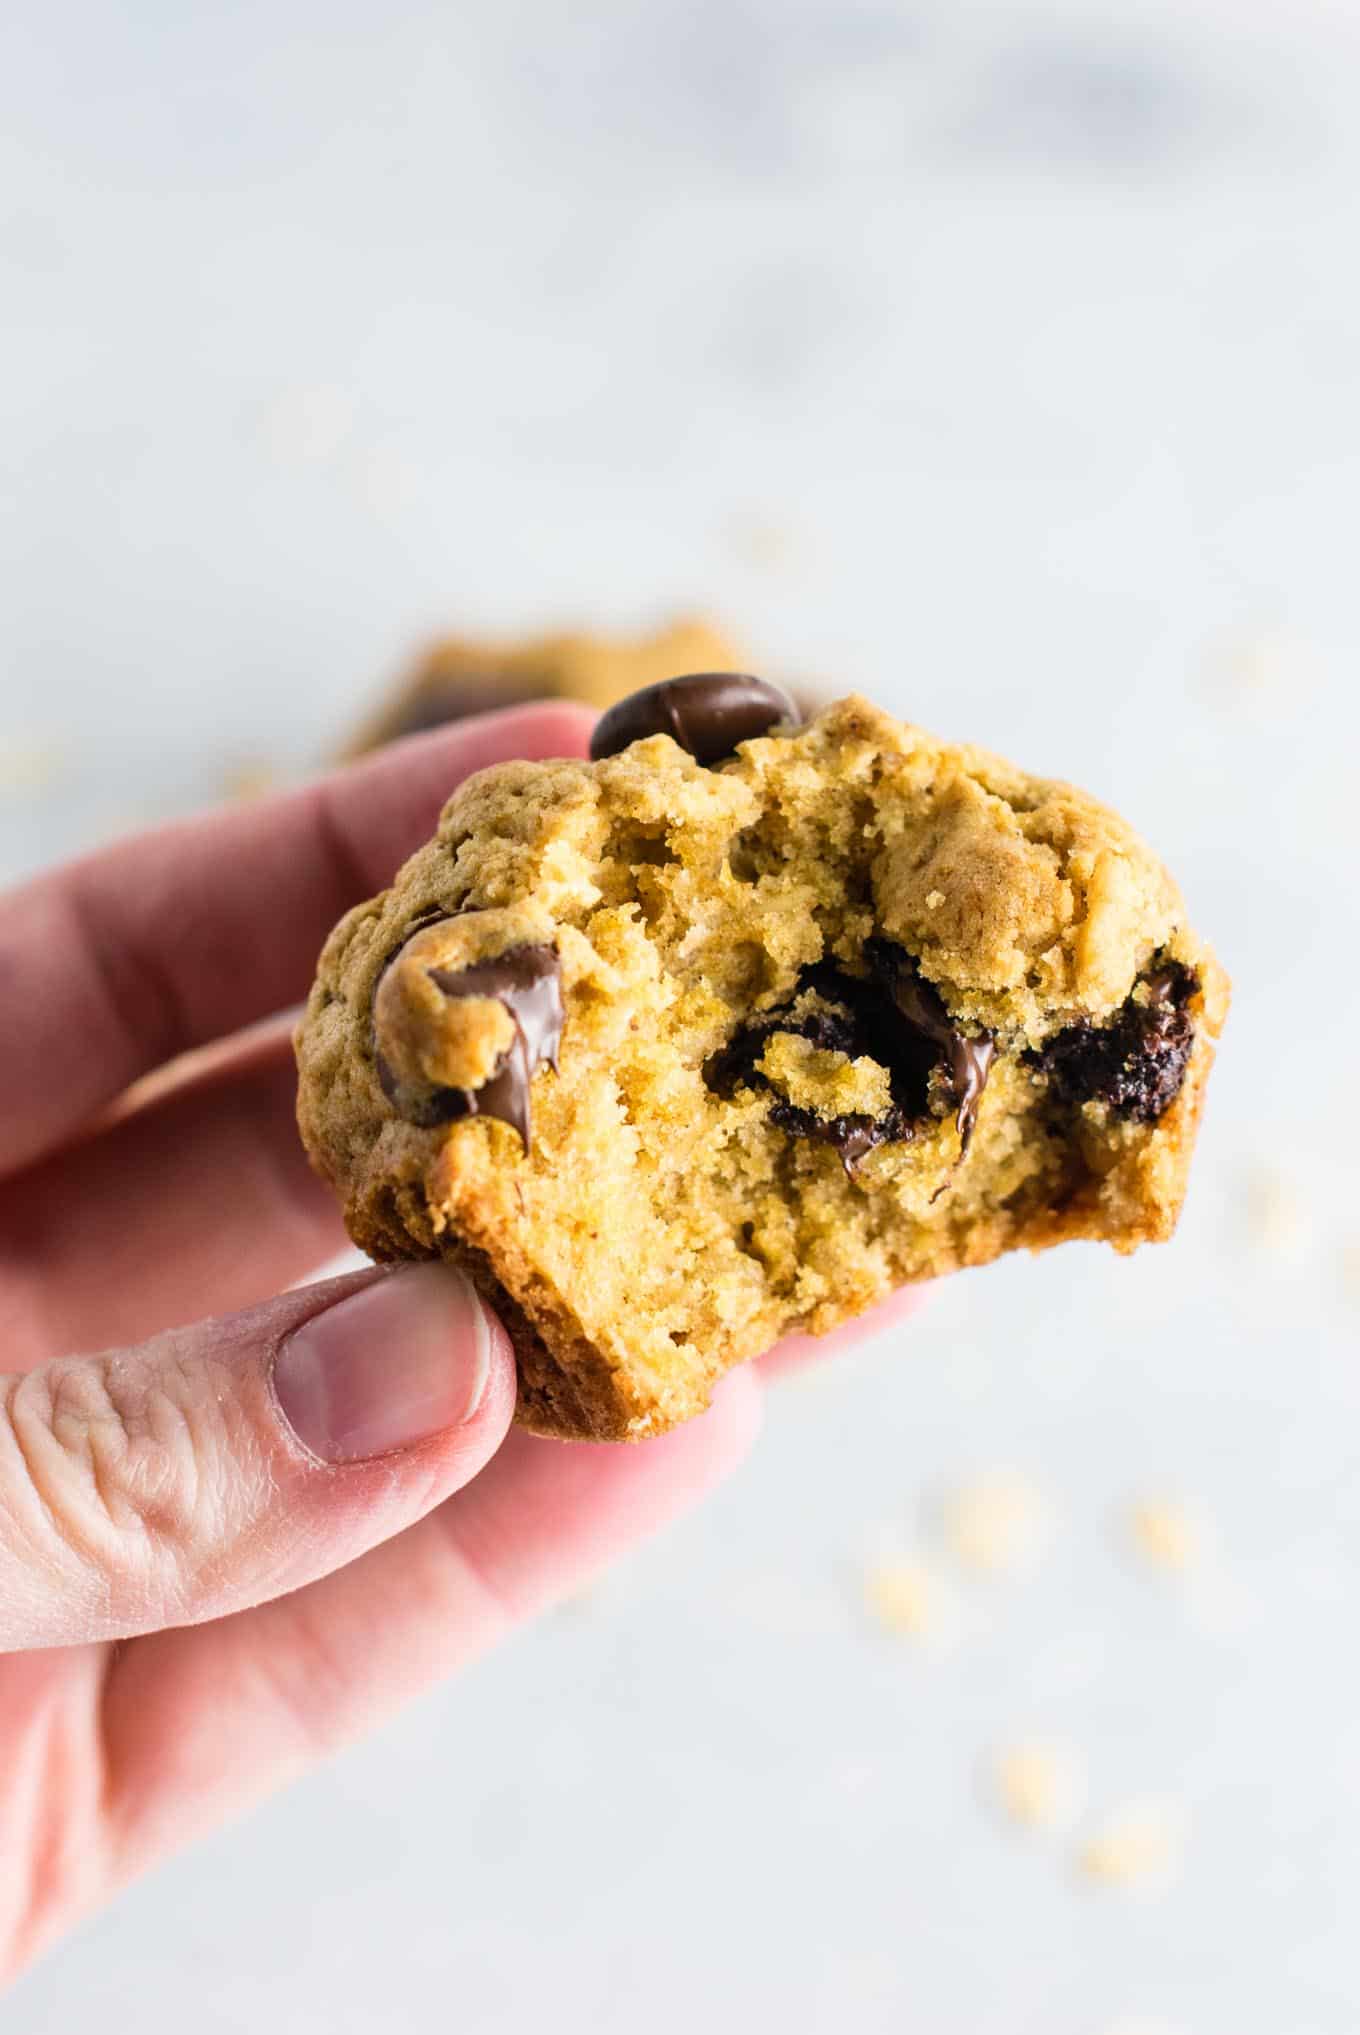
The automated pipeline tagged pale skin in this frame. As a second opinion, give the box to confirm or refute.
[0,702,914,1988]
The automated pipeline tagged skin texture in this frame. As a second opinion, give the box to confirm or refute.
[0,704,915,1989]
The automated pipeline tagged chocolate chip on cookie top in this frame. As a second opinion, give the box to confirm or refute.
[373,924,564,1149]
[589,672,797,765]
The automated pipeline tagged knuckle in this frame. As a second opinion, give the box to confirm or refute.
[1,1346,245,1616]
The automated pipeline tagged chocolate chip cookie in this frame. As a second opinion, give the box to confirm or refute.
[298,678,1228,1441]
[342,617,745,754]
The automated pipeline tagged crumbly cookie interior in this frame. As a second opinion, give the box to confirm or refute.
[298,697,1226,1438]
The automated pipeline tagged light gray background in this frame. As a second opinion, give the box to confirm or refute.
[3,1,1358,2029]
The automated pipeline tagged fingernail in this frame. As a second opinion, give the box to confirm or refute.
[273,1265,494,1464]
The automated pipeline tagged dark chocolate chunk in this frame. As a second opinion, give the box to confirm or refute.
[702,970,920,1172]
[704,974,924,1170]
[863,940,996,1152]
[376,941,564,1149]
[590,672,797,765]
[1026,964,1196,1124]
[703,945,992,1171]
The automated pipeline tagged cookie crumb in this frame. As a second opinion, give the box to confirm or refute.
[1341,1242,1360,1300]
[1078,1801,1185,1889]
[862,1558,938,1637]
[1198,622,1323,705]
[988,1740,1083,1832]
[1246,1170,1310,1262]
[939,1473,1050,1574]
[925,889,945,910]
[1126,1496,1203,1573]
[219,760,279,802]
[0,738,65,792]
[725,508,798,570]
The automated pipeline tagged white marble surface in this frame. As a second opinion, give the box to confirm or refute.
[3,1,1359,2029]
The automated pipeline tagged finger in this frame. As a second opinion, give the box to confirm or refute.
[0,1023,345,1360]
[0,701,596,1179]
[99,1371,764,1877]
[0,1266,519,1650]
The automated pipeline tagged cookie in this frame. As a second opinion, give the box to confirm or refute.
[297,676,1228,1442]
[342,617,745,755]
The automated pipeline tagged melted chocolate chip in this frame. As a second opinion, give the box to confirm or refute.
[703,947,992,1170]
[766,1096,913,1170]
[704,980,922,1171]
[1025,964,1196,1123]
[864,940,996,1152]
[590,672,797,765]
[376,942,564,1149]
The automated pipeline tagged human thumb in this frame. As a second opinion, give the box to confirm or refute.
[0,1265,515,1651]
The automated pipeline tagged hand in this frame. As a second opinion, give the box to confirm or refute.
[0,703,910,1986]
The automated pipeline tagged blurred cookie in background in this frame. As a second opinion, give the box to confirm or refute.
[342,615,750,756]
